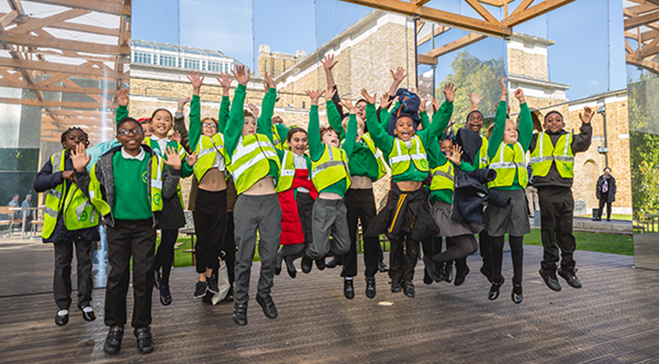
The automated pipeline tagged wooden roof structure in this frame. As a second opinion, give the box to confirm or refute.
[0,0,130,143]
[339,0,576,65]
[624,0,659,75]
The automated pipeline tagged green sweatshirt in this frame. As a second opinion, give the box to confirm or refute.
[487,100,532,190]
[308,104,356,197]
[112,152,151,220]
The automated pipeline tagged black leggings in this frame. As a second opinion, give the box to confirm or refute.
[154,229,178,287]
[490,235,523,285]
[432,234,478,263]
[193,188,227,274]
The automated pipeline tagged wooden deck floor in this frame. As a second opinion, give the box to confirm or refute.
[1,239,659,364]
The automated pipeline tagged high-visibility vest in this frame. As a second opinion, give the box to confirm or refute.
[529,132,575,178]
[276,150,296,193]
[388,135,429,177]
[361,133,388,180]
[42,151,100,239]
[272,124,288,151]
[487,142,528,189]
[430,159,454,192]
[311,144,351,192]
[193,133,225,182]
[478,136,489,169]
[145,136,186,207]
[88,152,166,215]
[226,134,281,195]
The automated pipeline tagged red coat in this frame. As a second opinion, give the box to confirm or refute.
[278,169,317,245]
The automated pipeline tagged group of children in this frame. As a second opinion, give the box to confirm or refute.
[34,56,594,355]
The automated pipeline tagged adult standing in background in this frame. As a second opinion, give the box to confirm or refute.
[8,194,20,220]
[595,167,616,222]
[21,193,33,230]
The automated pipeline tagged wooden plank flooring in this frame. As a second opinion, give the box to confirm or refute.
[1,240,659,364]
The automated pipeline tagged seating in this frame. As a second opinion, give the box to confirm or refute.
[0,206,24,237]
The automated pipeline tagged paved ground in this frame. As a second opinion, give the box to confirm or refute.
[1,237,658,363]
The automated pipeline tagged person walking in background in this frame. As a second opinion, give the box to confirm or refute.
[596,167,616,222]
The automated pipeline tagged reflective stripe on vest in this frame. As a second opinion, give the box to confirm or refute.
[479,136,489,168]
[388,135,428,176]
[226,134,281,195]
[311,144,351,192]
[362,133,387,180]
[529,132,574,178]
[194,133,225,182]
[275,150,296,193]
[487,142,528,189]
[430,160,454,192]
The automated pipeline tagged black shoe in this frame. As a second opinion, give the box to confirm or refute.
[326,257,343,268]
[55,309,69,326]
[539,268,562,291]
[104,326,124,355]
[256,295,278,319]
[423,269,433,285]
[512,283,523,304]
[287,268,297,278]
[378,261,389,273]
[403,280,415,298]
[160,286,172,306]
[454,266,470,287]
[80,306,96,321]
[315,259,326,271]
[606,218,611,222]
[207,275,219,294]
[423,256,441,283]
[275,266,281,276]
[365,277,376,299]
[480,264,493,283]
[440,261,453,283]
[391,279,402,293]
[488,279,504,301]
[153,270,161,289]
[344,278,355,300]
[558,268,582,289]
[194,281,208,299]
[233,303,248,326]
[301,256,312,274]
[134,327,153,354]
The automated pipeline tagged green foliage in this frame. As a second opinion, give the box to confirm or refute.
[524,229,633,256]
[436,51,504,130]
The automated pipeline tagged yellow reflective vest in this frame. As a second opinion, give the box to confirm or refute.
[144,136,186,207]
[388,135,429,177]
[430,160,454,192]
[311,144,351,192]
[193,133,225,182]
[276,150,299,193]
[43,151,100,239]
[478,136,489,169]
[361,133,388,180]
[488,142,528,189]
[226,134,281,195]
[529,132,574,178]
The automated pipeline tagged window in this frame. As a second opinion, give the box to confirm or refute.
[184,59,200,70]
[133,52,152,64]
[207,61,220,73]
[160,55,176,67]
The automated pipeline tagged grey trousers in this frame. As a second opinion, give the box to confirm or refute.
[307,198,350,260]
[234,193,282,305]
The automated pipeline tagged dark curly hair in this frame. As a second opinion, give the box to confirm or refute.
[61,127,90,146]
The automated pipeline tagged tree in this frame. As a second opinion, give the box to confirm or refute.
[435,51,504,130]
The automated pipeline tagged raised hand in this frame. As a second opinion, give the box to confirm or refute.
[71,143,90,172]
[431,98,440,113]
[442,82,457,102]
[419,97,427,113]
[177,97,191,113]
[163,146,182,170]
[171,130,181,143]
[447,144,463,165]
[232,65,250,86]
[321,54,338,72]
[117,88,129,107]
[325,85,336,101]
[380,92,393,110]
[247,103,260,118]
[579,106,595,124]
[216,72,232,96]
[513,88,525,104]
[188,71,204,89]
[500,76,508,99]
[339,99,356,114]
[390,66,407,84]
[469,92,483,107]
[360,88,376,105]
[263,71,276,91]
[185,151,198,166]
[305,89,325,106]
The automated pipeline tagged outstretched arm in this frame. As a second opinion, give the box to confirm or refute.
[422,83,456,142]
[216,72,233,131]
[469,92,483,112]
[115,88,129,125]
[224,65,250,157]
[187,71,204,152]
[572,106,594,153]
[361,89,393,155]
[488,77,508,161]
[306,89,326,161]
[258,72,278,136]
[321,54,344,117]
[325,86,345,140]
[513,88,533,151]
[387,66,407,96]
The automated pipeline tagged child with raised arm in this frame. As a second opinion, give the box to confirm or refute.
[362,84,454,298]
[225,66,282,326]
[72,117,181,355]
[300,89,357,294]
[484,77,532,304]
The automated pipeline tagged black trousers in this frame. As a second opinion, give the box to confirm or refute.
[598,195,612,219]
[53,239,93,310]
[193,188,227,273]
[389,233,419,283]
[341,188,380,278]
[105,219,156,329]
[479,231,491,274]
[153,229,178,287]
[489,235,524,285]
[538,186,576,272]
[434,234,478,262]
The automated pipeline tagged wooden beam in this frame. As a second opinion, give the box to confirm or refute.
[640,36,659,58]
[417,24,450,46]
[625,29,658,43]
[479,0,516,6]
[26,0,131,16]
[625,39,636,54]
[0,10,19,29]
[10,9,90,34]
[423,33,487,58]
[506,0,577,27]
[46,109,114,117]
[413,0,432,6]
[0,57,121,79]
[415,20,425,34]
[626,53,659,74]
[464,0,500,24]
[338,0,511,37]
[50,20,121,36]
[0,78,118,94]
[0,96,106,109]
[0,31,130,56]
[624,9,659,30]
[627,3,659,16]
[509,0,534,19]
[417,53,437,65]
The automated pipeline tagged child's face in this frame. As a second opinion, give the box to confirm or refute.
[394,116,415,142]
[544,113,565,133]
[467,113,484,132]
[62,130,87,153]
[289,131,308,156]
[355,101,367,120]
[502,120,518,144]
[322,129,340,148]
[440,139,454,156]
[142,123,154,138]
[152,110,172,138]
[116,121,144,152]
[242,117,257,136]
[202,118,218,137]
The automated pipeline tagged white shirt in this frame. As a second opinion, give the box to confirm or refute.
[293,153,309,193]
[121,146,145,161]
[149,135,169,157]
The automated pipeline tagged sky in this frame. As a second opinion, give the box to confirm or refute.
[132,0,628,101]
